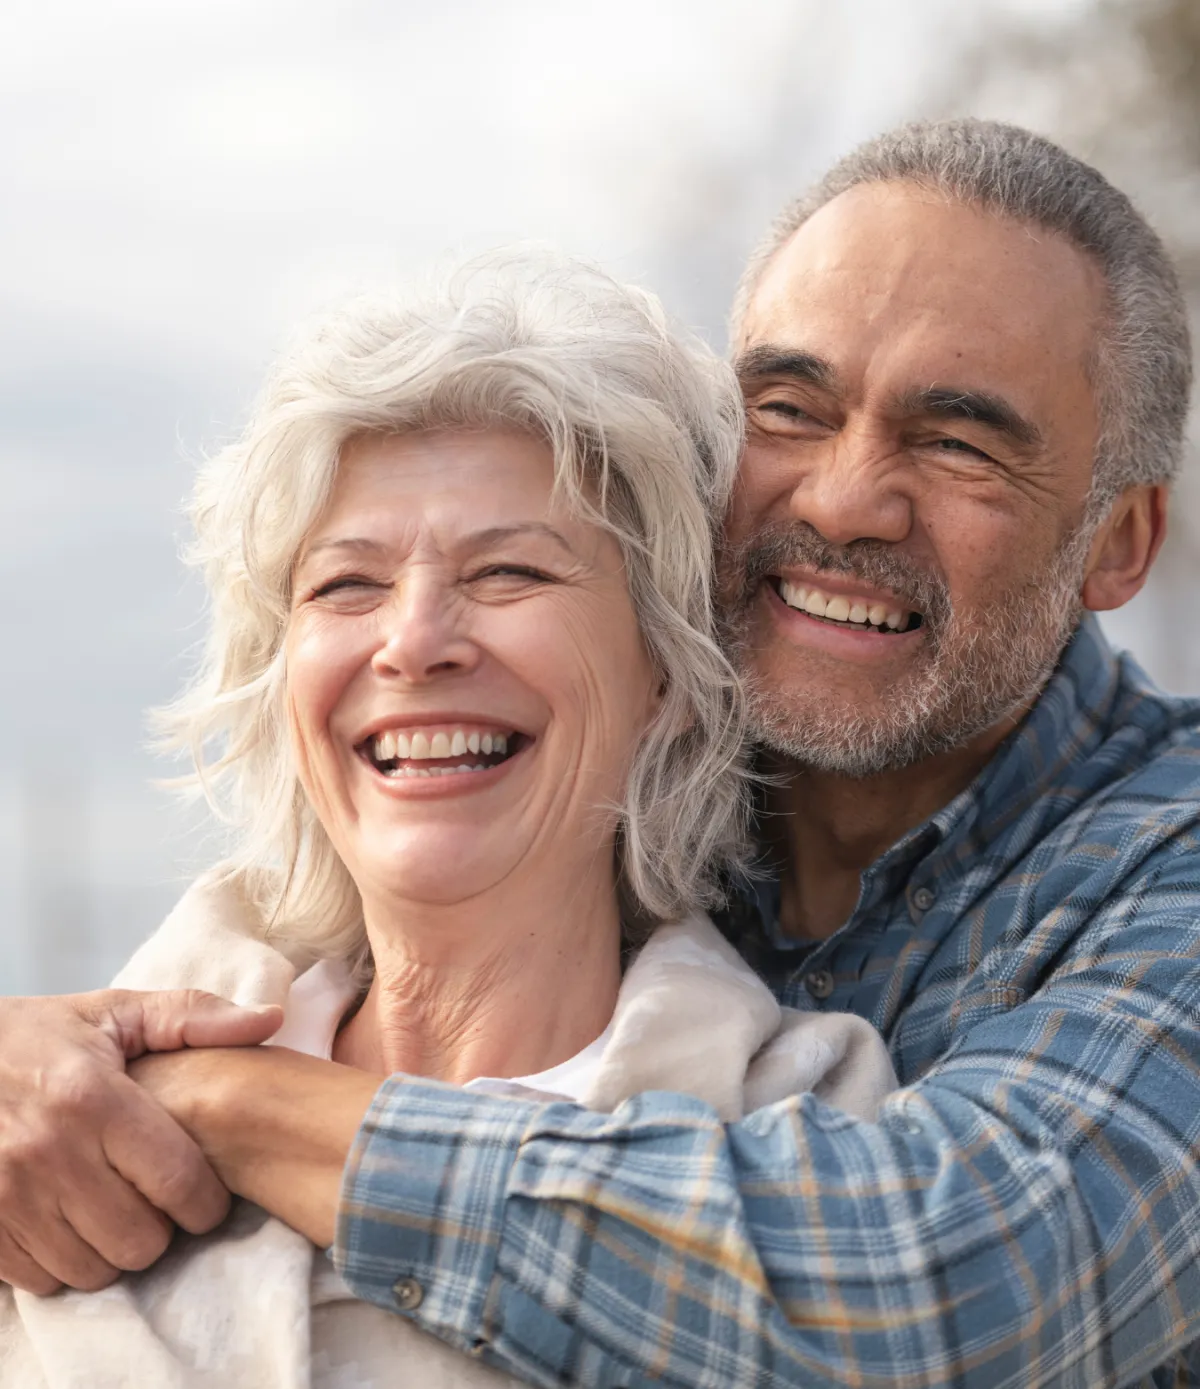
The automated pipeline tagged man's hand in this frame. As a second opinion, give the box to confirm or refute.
[0,989,281,1295]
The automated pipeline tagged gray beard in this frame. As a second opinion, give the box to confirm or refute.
[718,523,1092,779]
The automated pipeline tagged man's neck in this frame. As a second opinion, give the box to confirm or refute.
[765,718,1019,942]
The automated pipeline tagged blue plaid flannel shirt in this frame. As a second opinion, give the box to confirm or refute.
[333,616,1200,1388]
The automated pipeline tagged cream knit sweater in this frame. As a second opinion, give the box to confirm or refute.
[0,875,898,1388]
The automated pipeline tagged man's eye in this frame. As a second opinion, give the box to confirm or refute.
[931,437,992,461]
[757,400,814,423]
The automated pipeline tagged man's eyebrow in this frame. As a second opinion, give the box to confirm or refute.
[898,386,1044,450]
[733,344,839,391]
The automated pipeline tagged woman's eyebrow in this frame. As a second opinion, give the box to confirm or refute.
[466,523,578,556]
[296,536,389,569]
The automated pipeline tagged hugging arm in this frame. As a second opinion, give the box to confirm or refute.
[327,844,1200,1389]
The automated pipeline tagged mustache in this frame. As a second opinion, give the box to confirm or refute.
[720,522,953,630]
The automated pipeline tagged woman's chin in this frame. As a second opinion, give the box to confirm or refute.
[353,837,521,908]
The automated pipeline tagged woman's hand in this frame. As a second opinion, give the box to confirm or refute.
[129,1046,382,1248]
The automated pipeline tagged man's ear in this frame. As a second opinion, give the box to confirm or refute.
[1080,483,1168,613]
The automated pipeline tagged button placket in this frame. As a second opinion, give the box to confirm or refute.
[804,968,834,1001]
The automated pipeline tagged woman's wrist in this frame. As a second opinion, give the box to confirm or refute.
[128,1046,381,1245]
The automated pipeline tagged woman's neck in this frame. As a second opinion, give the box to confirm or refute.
[332,866,623,1084]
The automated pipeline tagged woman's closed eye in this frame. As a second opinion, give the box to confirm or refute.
[307,574,387,601]
[470,563,556,584]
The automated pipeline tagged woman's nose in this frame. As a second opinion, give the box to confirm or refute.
[786,429,913,547]
[370,583,480,683]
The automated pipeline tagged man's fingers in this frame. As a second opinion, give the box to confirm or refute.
[61,1171,174,1274]
[3,1211,120,1294]
[0,1230,62,1297]
[81,989,282,1058]
[102,1079,231,1235]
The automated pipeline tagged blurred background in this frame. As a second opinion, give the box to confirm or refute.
[3,0,1198,992]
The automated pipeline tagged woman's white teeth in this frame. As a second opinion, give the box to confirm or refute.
[778,579,911,632]
[371,727,514,764]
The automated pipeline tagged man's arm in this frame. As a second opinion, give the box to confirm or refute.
[0,990,281,1293]
[322,844,1200,1389]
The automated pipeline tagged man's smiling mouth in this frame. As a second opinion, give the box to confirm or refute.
[358,725,527,779]
[770,578,924,634]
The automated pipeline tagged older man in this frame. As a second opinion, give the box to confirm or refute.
[2,119,1199,1388]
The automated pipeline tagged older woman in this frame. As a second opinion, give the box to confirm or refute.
[0,251,895,1388]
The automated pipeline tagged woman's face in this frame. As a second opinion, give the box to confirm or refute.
[286,428,660,911]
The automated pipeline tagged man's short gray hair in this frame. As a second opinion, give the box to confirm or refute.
[731,117,1192,508]
[161,249,748,963]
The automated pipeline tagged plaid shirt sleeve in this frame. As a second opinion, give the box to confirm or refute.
[334,832,1200,1388]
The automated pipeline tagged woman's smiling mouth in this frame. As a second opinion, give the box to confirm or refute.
[357,724,528,780]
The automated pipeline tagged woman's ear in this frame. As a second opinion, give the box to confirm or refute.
[1081,483,1168,613]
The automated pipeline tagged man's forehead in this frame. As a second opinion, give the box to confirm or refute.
[738,181,1104,402]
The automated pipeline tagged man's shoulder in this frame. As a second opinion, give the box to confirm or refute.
[1065,655,1200,832]
[1019,660,1200,900]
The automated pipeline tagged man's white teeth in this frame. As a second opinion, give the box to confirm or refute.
[778,580,910,632]
[371,727,514,764]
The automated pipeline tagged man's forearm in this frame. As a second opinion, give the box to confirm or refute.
[130,1047,380,1247]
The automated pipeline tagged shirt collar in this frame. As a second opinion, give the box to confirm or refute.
[735,614,1127,947]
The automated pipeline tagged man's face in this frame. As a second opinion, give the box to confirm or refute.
[722,180,1107,776]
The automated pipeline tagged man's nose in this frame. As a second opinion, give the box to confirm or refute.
[370,579,480,683]
[785,427,913,546]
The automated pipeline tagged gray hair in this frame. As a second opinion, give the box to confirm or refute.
[731,118,1192,510]
[160,249,749,962]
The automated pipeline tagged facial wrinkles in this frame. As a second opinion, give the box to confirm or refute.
[718,520,1090,777]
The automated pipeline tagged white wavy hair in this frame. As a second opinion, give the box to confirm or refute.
[159,249,749,962]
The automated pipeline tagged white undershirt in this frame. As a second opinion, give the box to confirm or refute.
[267,957,612,1102]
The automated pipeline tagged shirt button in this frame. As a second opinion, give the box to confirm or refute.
[911,886,935,912]
[392,1276,424,1311]
[804,968,834,1001]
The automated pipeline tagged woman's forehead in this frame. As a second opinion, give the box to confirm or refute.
[299,428,609,568]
